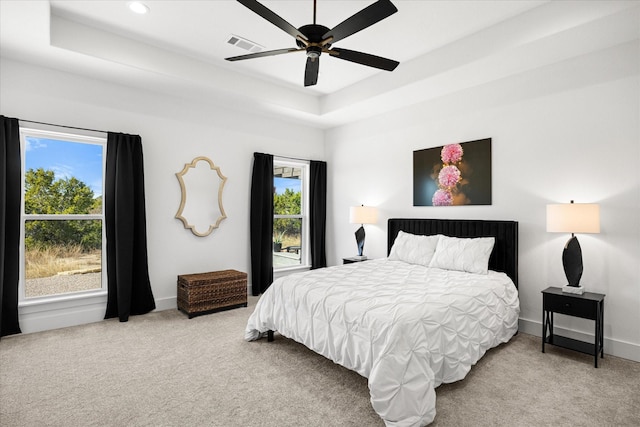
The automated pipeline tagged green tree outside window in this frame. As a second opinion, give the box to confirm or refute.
[24,168,102,251]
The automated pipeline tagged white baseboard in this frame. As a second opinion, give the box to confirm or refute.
[19,295,177,335]
[154,296,177,312]
[519,317,640,363]
[19,297,107,334]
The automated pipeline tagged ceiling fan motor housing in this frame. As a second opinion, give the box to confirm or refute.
[297,24,332,57]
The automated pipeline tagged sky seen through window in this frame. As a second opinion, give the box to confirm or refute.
[25,137,103,197]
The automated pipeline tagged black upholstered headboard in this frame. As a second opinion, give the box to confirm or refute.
[387,218,519,288]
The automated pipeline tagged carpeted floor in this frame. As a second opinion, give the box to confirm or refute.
[1,296,638,427]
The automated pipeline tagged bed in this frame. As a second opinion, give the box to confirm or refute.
[245,218,520,426]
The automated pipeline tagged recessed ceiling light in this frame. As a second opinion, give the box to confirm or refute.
[128,1,150,15]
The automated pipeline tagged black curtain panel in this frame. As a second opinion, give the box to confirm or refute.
[250,153,274,295]
[104,132,155,322]
[309,160,327,269]
[0,116,22,339]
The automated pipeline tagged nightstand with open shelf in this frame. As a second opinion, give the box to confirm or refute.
[541,286,605,367]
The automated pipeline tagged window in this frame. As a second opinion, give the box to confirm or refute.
[19,128,107,303]
[273,159,309,270]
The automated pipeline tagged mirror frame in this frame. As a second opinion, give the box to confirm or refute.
[175,156,227,237]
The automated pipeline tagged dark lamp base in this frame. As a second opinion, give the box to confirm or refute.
[562,235,583,287]
[355,225,366,257]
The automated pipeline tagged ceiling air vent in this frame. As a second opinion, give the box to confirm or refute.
[227,35,263,53]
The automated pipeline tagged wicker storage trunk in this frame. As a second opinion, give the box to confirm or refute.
[177,270,247,318]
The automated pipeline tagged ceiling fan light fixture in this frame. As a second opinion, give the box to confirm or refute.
[306,45,322,59]
[128,1,150,15]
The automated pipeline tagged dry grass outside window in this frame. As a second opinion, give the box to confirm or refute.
[25,244,101,279]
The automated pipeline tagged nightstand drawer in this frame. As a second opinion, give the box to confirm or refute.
[544,294,596,320]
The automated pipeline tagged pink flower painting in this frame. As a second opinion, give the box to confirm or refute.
[413,138,492,206]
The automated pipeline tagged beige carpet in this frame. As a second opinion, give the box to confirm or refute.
[1,296,639,427]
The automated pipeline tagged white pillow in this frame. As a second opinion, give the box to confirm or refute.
[388,231,441,266]
[429,235,495,274]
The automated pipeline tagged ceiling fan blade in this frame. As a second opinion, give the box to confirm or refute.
[322,0,397,45]
[237,0,307,41]
[304,57,320,87]
[330,48,399,71]
[226,48,303,61]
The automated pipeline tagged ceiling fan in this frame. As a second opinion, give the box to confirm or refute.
[225,0,400,87]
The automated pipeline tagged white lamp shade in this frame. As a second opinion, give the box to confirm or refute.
[546,203,600,234]
[349,206,378,225]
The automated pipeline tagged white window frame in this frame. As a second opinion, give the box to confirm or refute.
[18,127,108,307]
[273,158,310,273]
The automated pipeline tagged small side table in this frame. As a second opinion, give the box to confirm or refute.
[343,257,369,264]
[541,286,605,367]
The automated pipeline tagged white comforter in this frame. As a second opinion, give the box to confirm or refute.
[245,259,520,426]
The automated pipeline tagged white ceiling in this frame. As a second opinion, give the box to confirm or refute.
[1,1,638,128]
[47,0,546,94]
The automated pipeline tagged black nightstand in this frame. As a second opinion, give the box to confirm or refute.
[542,286,605,367]
[343,257,368,264]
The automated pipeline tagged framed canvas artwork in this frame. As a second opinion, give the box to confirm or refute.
[413,138,492,206]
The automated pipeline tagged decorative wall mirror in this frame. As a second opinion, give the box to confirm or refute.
[176,156,227,237]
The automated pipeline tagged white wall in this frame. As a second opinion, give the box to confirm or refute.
[0,58,324,332]
[325,39,640,362]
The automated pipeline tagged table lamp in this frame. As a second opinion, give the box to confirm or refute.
[546,200,600,294]
[349,205,378,260]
